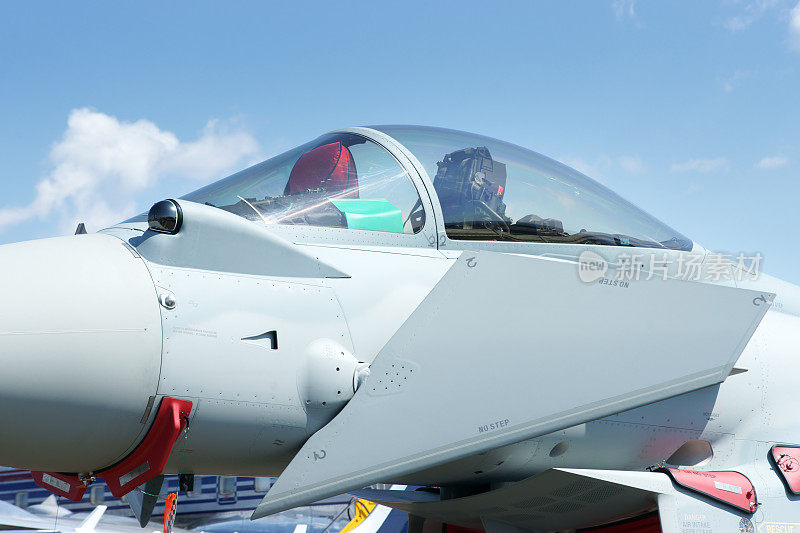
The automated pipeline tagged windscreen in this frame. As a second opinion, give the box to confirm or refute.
[168,133,426,234]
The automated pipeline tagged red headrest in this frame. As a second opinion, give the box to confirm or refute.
[285,142,358,197]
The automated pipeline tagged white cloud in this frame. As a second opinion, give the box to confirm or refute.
[725,14,752,31]
[559,157,605,182]
[558,154,643,184]
[790,1,800,49]
[756,155,789,168]
[617,155,644,174]
[670,157,729,173]
[721,70,750,93]
[723,1,800,51]
[613,0,636,19]
[0,108,259,236]
[724,0,780,31]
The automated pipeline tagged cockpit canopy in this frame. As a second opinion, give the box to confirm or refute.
[182,132,426,235]
[178,126,692,251]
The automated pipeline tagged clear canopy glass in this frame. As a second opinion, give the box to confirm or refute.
[137,126,692,251]
[179,132,426,234]
[375,125,692,251]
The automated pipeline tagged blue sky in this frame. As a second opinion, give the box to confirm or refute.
[1,1,799,282]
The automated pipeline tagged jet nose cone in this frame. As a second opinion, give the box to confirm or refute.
[0,234,162,473]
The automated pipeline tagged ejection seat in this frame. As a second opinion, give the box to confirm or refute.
[280,141,404,233]
[284,141,359,197]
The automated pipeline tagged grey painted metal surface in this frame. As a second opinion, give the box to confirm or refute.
[253,250,770,517]
[358,468,666,531]
[0,234,162,472]
[148,260,357,475]
[357,465,800,532]
[133,200,349,278]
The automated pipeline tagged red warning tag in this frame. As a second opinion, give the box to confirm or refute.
[772,445,800,494]
[163,493,178,533]
[660,468,757,513]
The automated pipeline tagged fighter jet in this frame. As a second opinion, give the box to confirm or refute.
[1,126,798,532]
